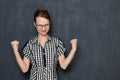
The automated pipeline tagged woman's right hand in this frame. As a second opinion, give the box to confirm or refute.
[11,40,19,52]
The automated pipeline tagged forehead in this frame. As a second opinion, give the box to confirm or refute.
[35,17,50,24]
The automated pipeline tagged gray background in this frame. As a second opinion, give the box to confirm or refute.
[0,0,120,80]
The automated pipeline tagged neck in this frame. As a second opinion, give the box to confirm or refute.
[38,34,48,42]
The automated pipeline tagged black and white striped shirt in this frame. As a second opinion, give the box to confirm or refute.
[23,36,66,80]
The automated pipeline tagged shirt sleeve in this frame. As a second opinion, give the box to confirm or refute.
[23,42,32,59]
[57,39,66,56]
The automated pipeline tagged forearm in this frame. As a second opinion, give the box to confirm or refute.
[62,49,76,69]
[59,39,77,70]
[14,51,28,73]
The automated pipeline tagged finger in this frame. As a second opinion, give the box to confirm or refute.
[71,39,77,42]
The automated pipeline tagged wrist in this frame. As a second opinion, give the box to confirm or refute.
[13,50,19,54]
[71,48,77,52]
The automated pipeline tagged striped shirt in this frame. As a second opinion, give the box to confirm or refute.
[23,36,66,80]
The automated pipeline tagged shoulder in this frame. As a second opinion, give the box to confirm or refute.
[50,36,58,41]
[50,36,63,44]
[50,36,59,41]
[26,36,37,45]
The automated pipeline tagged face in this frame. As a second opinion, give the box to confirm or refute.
[34,17,50,36]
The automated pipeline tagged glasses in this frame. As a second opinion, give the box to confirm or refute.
[36,24,50,29]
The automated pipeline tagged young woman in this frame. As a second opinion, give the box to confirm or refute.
[11,8,77,80]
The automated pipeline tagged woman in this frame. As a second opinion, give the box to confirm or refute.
[11,8,77,80]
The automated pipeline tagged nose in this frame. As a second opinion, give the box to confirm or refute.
[42,26,45,30]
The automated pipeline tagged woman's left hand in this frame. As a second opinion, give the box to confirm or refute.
[70,39,78,51]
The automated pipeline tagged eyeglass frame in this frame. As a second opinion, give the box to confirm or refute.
[35,23,50,29]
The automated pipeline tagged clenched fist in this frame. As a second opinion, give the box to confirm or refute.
[11,40,19,52]
[70,39,78,51]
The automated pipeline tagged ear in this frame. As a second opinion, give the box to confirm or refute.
[34,22,36,27]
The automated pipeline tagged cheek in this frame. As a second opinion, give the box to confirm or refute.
[47,27,50,31]
[35,27,40,32]
[47,26,50,30]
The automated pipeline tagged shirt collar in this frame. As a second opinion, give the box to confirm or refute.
[32,35,52,44]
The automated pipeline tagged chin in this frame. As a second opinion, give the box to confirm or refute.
[41,34,48,36]
[40,33,48,36]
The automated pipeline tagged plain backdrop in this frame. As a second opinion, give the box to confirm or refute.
[0,0,120,80]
